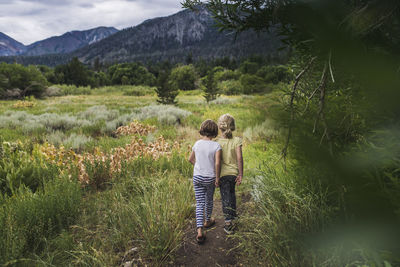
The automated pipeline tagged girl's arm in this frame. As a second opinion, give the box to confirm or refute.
[215,150,222,187]
[236,145,243,185]
[188,151,196,165]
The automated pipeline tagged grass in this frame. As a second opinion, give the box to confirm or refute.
[2,85,385,266]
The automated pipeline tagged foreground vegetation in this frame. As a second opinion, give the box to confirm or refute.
[2,0,400,262]
[0,88,277,265]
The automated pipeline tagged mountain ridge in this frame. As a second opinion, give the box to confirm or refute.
[0,32,26,56]
[25,27,118,56]
[0,27,118,57]
[71,7,283,64]
[0,7,285,66]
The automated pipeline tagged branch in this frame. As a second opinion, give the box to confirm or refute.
[279,56,317,166]
[313,62,333,155]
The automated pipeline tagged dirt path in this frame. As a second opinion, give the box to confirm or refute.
[174,199,238,267]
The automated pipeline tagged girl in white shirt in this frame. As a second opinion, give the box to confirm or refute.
[188,119,222,244]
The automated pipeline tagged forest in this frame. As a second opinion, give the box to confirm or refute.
[1,0,400,266]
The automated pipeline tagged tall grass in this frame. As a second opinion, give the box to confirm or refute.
[42,154,194,266]
[236,164,334,267]
[0,176,81,265]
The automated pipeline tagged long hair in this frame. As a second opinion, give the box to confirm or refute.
[218,114,235,139]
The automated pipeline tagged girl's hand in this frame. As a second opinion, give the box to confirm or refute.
[215,178,220,187]
[235,175,242,186]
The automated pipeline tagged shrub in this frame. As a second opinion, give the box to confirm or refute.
[0,63,47,99]
[0,142,59,196]
[63,133,92,151]
[84,157,113,190]
[169,65,197,91]
[218,79,243,95]
[214,69,240,82]
[108,63,155,86]
[239,60,259,75]
[256,65,294,84]
[243,118,282,142]
[58,84,92,95]
[78,105,119,122]
[132,105,192,125]
[240,74,267,94]
[44,86,62,97]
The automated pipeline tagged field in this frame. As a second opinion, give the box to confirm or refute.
[2,84,398,266]
[0,86,286,266]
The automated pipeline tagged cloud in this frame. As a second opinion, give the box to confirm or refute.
[0,0,183,45]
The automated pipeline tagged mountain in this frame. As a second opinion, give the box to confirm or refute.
[0,7,285,66]
[24,27,118,56]
[72,6,284,64]
[0,32,26,56]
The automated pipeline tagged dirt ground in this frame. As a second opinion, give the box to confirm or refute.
[173,200,239,267]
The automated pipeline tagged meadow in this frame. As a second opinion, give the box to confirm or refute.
[0,85,286,266]
[1,84,398,266]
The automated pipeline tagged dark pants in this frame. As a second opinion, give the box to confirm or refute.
[220,175,237,222]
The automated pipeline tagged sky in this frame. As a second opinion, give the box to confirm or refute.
[0,0,183,45]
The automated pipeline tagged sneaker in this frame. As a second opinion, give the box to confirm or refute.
[224,222,234,234]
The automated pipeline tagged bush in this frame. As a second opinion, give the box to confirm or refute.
[132,105,192,125]
[169,65,197,91]
[218,79,243,95]
[256,65,294,84]
[243,118,282,142]
[44,86,63,97]
[46,132,92,151]
[240,74,267,94]
[0,142,59,196]
[214,69,241,82]
[58,84,92,95]
[108,63,155,86]
[239,60,259,75]
[0,63,47,99]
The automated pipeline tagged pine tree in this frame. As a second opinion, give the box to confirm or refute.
[203,70,218,103]
[155,70,178,105]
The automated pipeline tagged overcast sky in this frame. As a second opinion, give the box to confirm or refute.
[0,0,183,45]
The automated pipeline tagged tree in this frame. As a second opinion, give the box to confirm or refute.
[54,57,91,86]
[169,65,197,91]
[183,0,400,264]
[107,63,155,86]
[239,60,259,75]
[155,70,178,105]
[202,70,218,102]
[0,63,47,99]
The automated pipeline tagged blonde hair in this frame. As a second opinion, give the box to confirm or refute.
[218,114,235,139]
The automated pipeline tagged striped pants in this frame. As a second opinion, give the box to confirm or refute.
[193,176,215,228]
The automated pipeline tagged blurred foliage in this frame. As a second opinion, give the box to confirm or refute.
[183,0,400,264]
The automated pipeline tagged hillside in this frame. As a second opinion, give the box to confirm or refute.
[24,27,118,56]
[0,7,284,66]
[0,32,26,56]
[72,6,283,64]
